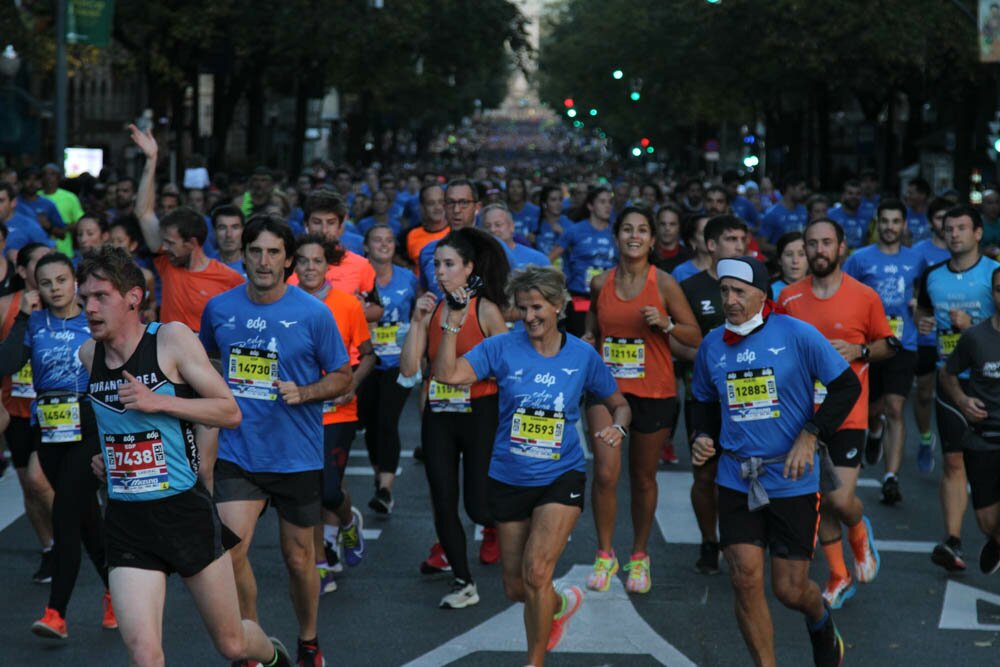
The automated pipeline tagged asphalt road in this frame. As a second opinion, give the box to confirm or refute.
[2,389,999,666]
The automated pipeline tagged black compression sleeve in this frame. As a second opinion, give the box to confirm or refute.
[0,314,30,376]
[689,399,722,443]
[813,367,861,441]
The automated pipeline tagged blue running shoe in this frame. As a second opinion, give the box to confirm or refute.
[340,506,365,567]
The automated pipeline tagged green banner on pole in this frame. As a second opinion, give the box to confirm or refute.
[66,0,115,47]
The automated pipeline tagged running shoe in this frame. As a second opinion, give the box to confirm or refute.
[807,605,844,667]
[980,539,1000,575]
[695,541,721,575]
[880,476,902,506]
[318,566,337,595]
[865,416,886,466]
[547,586,583,651]
[269,637,294,667]
[31,607,68,640]
[931,539,967,572]
[368,487,394,515]
[917,435,936,474]
[420,542,452,574]
[585,550,619,591]
[439,578,479,609]
[821,574,856,610]
[851,516,881,583]
[660,442,679,465]
[323,540,343,574]
[102,590,118,629]
[296,638,325,667]
[480,527,500,565]
[624,553,651,594]
[340,507,365,567]
[33,548,53,584]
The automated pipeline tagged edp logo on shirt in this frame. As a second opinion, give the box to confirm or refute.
[534,372,556,387]
[736,349,756,364]
[246,317,267,332]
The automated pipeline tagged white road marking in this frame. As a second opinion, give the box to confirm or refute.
[402,564,697,666]
[0,473,24,533]
[345,466,402,476]
[939,581,1000,630]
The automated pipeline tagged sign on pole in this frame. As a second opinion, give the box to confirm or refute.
[66,0,115,47]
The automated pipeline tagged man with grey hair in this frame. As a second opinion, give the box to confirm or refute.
[480,203,550,269]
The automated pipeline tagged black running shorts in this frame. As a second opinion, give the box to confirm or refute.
[488,469,586,523]
[825,429,866,468]
[214,458,322,528]
[870,349,917,401]
[962,437,1000,510]
[3,415,35,468]
[624,394,677,435]
[718,485,820,560]
[935,378,970,454]
[105,483,240,577]
[916,345,938,377]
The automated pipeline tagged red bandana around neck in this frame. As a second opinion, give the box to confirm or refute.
[722,299,784,345]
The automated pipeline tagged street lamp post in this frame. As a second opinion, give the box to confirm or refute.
[55,0,68,166]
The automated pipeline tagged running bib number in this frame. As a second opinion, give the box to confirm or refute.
[105,430,169,495]
[228,347,279,400]
[510,408,565,460]
[373,322,401,356]
[814,380,828,405]
[887,317,904,339]
[36,396,82,443]
[603,337,645,378]
[726,368,780,421]
[428,380,471,413]
[322,400,338,415]
[11,362,35,399]
[938,332,960,358]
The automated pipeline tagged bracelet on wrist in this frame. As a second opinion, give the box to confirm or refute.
[441,323,462,334]
[661,317,675,335]
[612,423,628,438]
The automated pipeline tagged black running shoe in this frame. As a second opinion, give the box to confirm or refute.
[808,606,844,667]
[880,476,902,506]
[269,637,294,667]
[931,539,967,572]
[324,539,343,573]
[865,417,885,466]
[695,542,720,575]
[296,638,324,667]
[33,549,53,584]
[980,539,1000,575]
[368,487,394,515]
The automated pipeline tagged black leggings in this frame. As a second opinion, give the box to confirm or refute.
[36,430,108,616]
[357,367,411,477]
[421,394,498,582]
[322,422,357,512]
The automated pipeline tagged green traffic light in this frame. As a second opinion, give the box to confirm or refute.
[646,146,655,154]
[612,69,624,80]
[629,91,640,102]
[993,137,1000,152]
[589,108,598,116]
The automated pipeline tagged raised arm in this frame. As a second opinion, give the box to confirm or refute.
[129,124,162,253]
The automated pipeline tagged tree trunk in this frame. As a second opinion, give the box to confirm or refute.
[290,76,308,179]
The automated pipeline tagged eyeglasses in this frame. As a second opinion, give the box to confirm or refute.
[445,199,475,209]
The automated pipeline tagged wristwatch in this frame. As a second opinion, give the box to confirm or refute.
[802,421,820,437]
[612,424,628,438]
[859,344,870,361]
[661,317,675,335]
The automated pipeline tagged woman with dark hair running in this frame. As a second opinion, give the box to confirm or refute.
[400,227,510,609]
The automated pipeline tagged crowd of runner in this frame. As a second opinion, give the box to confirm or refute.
[1,122,999,667]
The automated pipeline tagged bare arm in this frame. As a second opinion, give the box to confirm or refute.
[278,363,352,405]
[656,271,702,348]
[115,323,241,429]
[548,245,565,262]
[478,298,509,337]
[400,292,437,378]
[129,123,162,252]
[940,366,989,422]
[333,340,376,405]
[431,299,480,386]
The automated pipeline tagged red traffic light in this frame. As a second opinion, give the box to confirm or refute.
[640,137,650,148]
[563,98,575,108]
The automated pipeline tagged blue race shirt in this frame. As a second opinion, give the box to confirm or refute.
[25,309,91,395]
[5,212,53,252]
[671,259,701,284]
[760,203,808,244]
[843,245,923,351]
[918,256,1000,368]
[509,242,551,269]
[911,239,950,348]
[223,258,247,278]
[374,266,418,370]
[556,220,617,294]
[534,216,574,257]
[464,331,617,486]
[907,208,930,243]
[510,202,541,240]
[771,278,789,296]
[859,195,880,222]
[18,196,64,228]
[340,230,366,256]
[199,285,349,472]
[691,314,849,497]
[357,216,402,238]
[731,196,759,229]
[828,205,870,249]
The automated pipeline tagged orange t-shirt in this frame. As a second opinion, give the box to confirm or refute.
[289,250,376,296]
[319,288,370,424]
[405,225,449,274]
[154,255,245,332]
[1,291,32,418]
[778,274,893,430]
[595,266,676,398]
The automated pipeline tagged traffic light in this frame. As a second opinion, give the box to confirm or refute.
[631,147,642,157]
[640,137,650,148]
[630,91,641,102]
[612,69,624,80]
[990,113,1000,161]
[589,108,598,116]
[563,98,574,108]
[566,108,577,118]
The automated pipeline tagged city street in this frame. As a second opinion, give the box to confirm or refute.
[2,389,998,666]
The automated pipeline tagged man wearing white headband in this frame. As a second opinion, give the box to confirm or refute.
[688,256,861,667]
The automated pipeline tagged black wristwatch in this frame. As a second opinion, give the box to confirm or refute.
[802,421,821,437]
[612,424,628,438]
[859,344,870,361]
